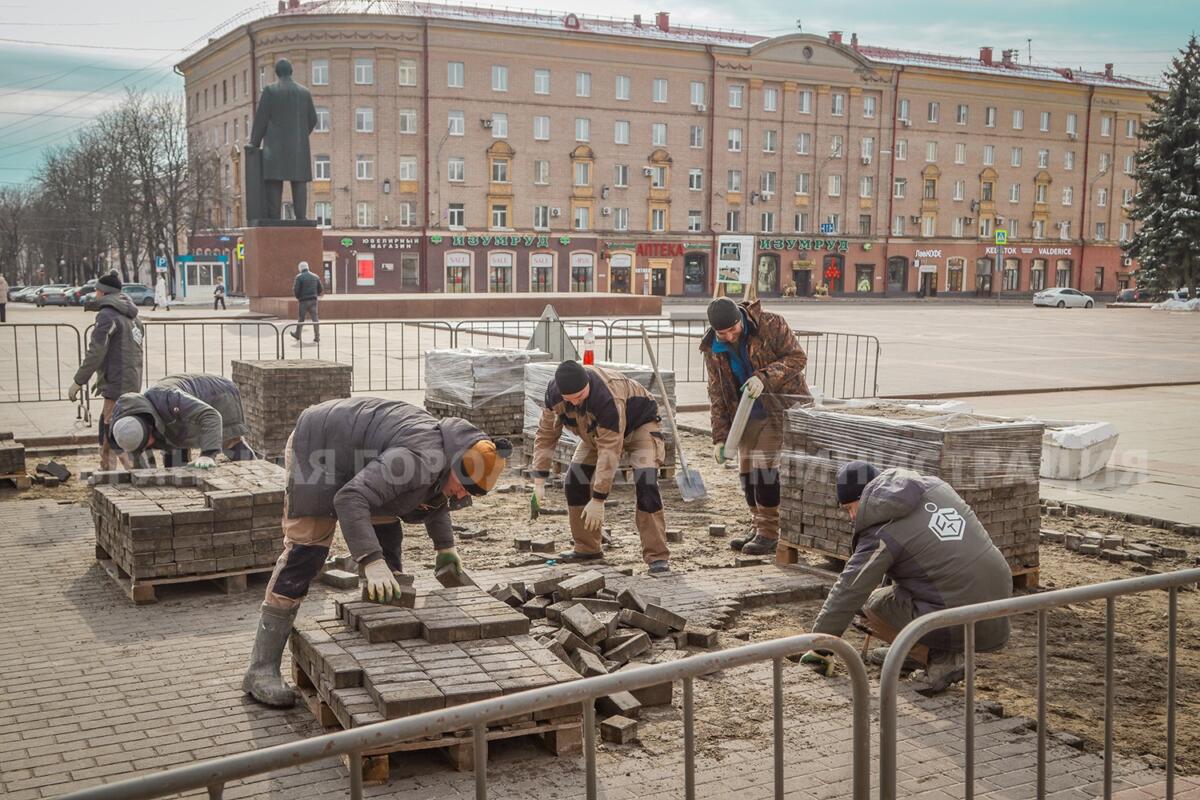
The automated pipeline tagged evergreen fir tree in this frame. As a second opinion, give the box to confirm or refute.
[1125,35,1200,294]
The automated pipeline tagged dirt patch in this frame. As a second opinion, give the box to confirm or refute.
[0,452,97,504]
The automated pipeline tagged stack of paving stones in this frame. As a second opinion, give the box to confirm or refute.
[780,404,1044,573]
[0,432,25,476]
[231,359,353,460]
[90,460,286,581]
[424,347,552,438]
[522,361,677,480]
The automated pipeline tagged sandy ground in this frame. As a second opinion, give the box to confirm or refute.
[4,431,1196,775]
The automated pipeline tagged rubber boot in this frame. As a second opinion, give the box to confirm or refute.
[242,603,299,708]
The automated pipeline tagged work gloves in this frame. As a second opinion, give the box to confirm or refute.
[712,443,726,465]
[363,559,403,603]
[741,375,765,399]
[797,650,835,677]
[188,456,216,470]
[68,383,83,402]
[530,477,546,511]
[434,548,464,578]
[581,497,605,531]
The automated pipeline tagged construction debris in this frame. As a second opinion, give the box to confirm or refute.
[600,715,638,744]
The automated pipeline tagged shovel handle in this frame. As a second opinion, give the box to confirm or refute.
[639,324,692,476]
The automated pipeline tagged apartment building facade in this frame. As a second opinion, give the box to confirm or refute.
[179,4,1154,298]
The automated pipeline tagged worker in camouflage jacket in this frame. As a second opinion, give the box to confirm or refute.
[531,361,671,575]
[68,271,145,471]
[700,297,810,555]
[801,461,1012,693]
[109,373,253,468]
[243,397,511,708]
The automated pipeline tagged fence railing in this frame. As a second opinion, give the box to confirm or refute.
[879,567,1200,800]
[59,632,870,800]
[0,323,82,403]
[279,320,455,392]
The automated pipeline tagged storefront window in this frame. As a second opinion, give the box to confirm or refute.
[854,265,874,292]
[445,252,471,293]
[488,252,514,292]
[400,253,419,289]
[530,253,554,292]
[1003,257,1020,291]
[571,253,594,291]
[946,257,964,292]
[609,253,632,293]
[821,254,843,293]
[974,258,992,294]
[683,253,707,296]
[1055,258,1073,288]
[1030,259,1046,292]
[757,254,779,294]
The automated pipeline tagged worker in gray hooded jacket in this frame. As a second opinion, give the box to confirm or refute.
[109,373,253,468]
[243,397,511,708]
[802,461,1011,693]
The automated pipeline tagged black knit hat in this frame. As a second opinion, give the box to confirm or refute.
[97,272,123,293]
[836,460,881,505]
[707,297,742,331]
[554,360,589,394]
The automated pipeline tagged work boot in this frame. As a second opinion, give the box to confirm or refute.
[730,528,756,552]
[242,603,299,708]
[739,534,779,556]
[648,560,671,576]
[556,550,604,562]
[868,646,922,674]
[913,651,966,696]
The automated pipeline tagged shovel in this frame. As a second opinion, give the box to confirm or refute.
[640,324,707,502]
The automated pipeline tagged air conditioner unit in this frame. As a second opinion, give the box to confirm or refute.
[1122,256,1133,266]
[860,156,872,165]
[642,167,654,176]
[900,118,912,127]
[1057,221,1069,229]
[694,102,706,112]
[909,215,921,224]
[601,206,611,216]
[1067,131,1077,140]
[965,217,975,224]
[550,207,562,217]
[480,119,493,128]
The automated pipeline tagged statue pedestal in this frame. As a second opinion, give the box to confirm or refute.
[243,225,323,298]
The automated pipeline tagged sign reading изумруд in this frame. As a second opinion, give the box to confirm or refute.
[245,58,318,226]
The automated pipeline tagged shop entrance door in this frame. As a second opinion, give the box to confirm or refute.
[683,254,707,296]
[887,256,908,294]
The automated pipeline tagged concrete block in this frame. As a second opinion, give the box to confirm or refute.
[644,603,687,632]
[575,649,608,677]
[321,569,360,590]
[596,691,641,719]
[629,679,674,707]
[1079,543,1102,555]
[600,715,638,744]
[1102,548,1126,563]
[488,584,525,607]
[618,608,669,638]
[603,630,650,664]
[1040,529,1065,544]
[686,627,719,648]
[1063,533,1083,551]
[709,524,727,537]
[514,536,532,551]
[562,604,606,644]
[522,596,553,619]
[530,536,556,553]
[556,570,606,600]
[617,587,647,613]
[665,528,684,543]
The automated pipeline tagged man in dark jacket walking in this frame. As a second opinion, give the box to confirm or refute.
[243,397,511,707]
[289,261,322,343]
[69,272,145,470]
[701,297,810,556]
[802,461,1012,693]
[109,373,253,468]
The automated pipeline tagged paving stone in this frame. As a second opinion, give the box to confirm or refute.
[618,608,669,638]
[603,630,650,664]
[1079,543,1102,555]
[1101,549,1126,563]
[643,603,687,632]
[685,627,720,648]
[521,596,553,619]
[514,536,532,551]
[321,569,360,590]
[555,570,606,600]
[617,587,648,613]
[1063,533,1083,551]
[575,649,608,677]
[628,677,675,707]
[561,604,606,645]
[665,528,684,543]
[708,524,727,537]
[600,715,638,744]
[596,691,641,719]
[529,537,556,553]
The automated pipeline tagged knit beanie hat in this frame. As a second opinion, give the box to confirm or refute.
[111,415,150,453]
[836,460,881,505]
[707,297,742,331]
[97,272,123,294]
[457,438,513,495]
[554,360,590,395]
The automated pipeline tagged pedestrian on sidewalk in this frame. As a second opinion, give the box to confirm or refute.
[530,361,672,575]
[154,275,170,311]
[799,461,1012,693]
[289,261,322,343]
[109,373,254,468]
[242,397,510,707]
[0,273,8,323]
[212,280,226,310]
[68,271,145,470]
[701,297,810,556]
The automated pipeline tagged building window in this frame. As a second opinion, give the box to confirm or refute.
[613,164,628,187]
[1012,109,1024,130]
[824,214,840,233]
[398,59,417,87]
[983,144,995,166]
[1039,111,1050,132]
[922,216,935,237]
[1062,186,1073,205]
[979,217,993,237]
[1099,153,1111,173]
[927,101,939,123]
[728,128,742,152]
[1122,188,1133,206]
[652,78,668,103]
[1101,114,1113,136]
[315,107,330,132]
[398,202,416,227]
[574,206,590,230]
[1036,183,1047,203]
[1126,118,1137,138]
[651,123,667,146]
[1011,147,1022,167]
[447,61,464,88]
[761,171,777,196]
[981,181,994,202]
[448,111,464,135]
[354,58,374,85]
[314,201,332,227]
[796,132,811,155]
[651,208,666,232]
[314,155,330,180]
[956,103,968,125]
[898,98,910,122]
[448,157,464,182]
[798,89,812,114]
[1120,222,1131,241]
[831,93,845,116]
[953,179,964,201]
[953,216,964,237]
[355,107,374,133]
[1066,113,1078,136]
[895,139,908,160]
[763,129,777,153]
[687,209,702,233]
[763,87,778,112]
[533,68,550,95]
[1009,183,1020,203]
[399,253,419,288]
[726,210,741,232]
[830,135,843,157]
[1064,151,1075,170]
[615,74,630,101]
[1038,149,1049,168]
[492,65,508,92]
[859,176,873,198]
[892,215,905,235]
[861,137,874,161]
[690,80,705,106]
[1033,219,1046,239]
[356,202,374,227]
[760,212,775,233]
[576,71,591,97]
[651,166,667,188]
[311,59,329,85]
[1124,154,1135,174]
[355,155,373,181]
[492,113,508,138]
[728,83,744,108]
[614,208,628,230]
[827,174,841,197]
[573,161,591,187]
[534,160,550,184]
[690,125,704,148]
[893,178,907,199]
[399,109,417,134]
[727,170,742,192]
[688,169,704,191]
[1055,258,1073,286]
[613,120,629,145]
[925,178,938,200]
[794,212,809,233]
[491,204,509,229]
[399,156,417,181]
[534,115,550,141]
[858,215,872,236]
[985,106,996,127]
[491,158,509,183]
[926,141,938,162]
[575,117,590,142]
[530,205,549,230]
[1097,187,1108,207]
[1060,221,1071,240]
[863,95,877,118]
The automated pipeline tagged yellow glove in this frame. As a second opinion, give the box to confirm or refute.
[68,383,83,402]
[581,498,605,531]
[532,477,546,506]
[712,443,726,464]
[742,375,765,399]
[363,559,402,603]
[799,650,835,677]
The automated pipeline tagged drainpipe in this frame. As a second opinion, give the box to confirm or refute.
[421,16,431,292]
[881,67,901,296]
[1076,85,1094,290]
[247,26,258,114]
[706,45,717,296]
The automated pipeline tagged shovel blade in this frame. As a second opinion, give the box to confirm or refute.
[675,469,708,502]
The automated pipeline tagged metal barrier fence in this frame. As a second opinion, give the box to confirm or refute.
[0,323,82,403]
[879,567,1200,800]
[279,320,455,392]
[137,322,281,386]
[61,633,870,800]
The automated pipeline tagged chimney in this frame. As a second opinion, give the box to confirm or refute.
[828,30,843,44]
[655,11,670,32]
[1001,49,1013,66]
[979,46,993,66]
[1104,62,1114,79]
[287,0,299,7]
[850,32,859,49]
[277,0,285,11]
[633,13,642,27]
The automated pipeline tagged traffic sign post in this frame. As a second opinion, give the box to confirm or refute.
[993,229,1007,298]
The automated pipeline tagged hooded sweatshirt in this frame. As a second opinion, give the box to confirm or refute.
[74,293,145,400]
[810,468,1012,652]
[286,397,489,564]
[112,374,249,455]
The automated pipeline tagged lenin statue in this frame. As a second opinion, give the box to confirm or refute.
[247,58,317,223]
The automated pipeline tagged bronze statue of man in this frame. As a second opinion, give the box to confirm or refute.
[248,58,317,222]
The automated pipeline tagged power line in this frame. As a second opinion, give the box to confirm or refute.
[0,36,185,52]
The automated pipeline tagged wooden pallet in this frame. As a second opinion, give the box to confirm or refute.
[293,661,583,783]
[777,539,1041,589]
[0,472,31,490]
[95,543,273,605]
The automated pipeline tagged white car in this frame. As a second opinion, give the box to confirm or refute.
[1033,288,1095,308]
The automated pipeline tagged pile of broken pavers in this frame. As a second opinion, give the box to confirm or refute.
[488,568,720,744]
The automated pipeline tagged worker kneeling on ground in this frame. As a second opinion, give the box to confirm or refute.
[701,297,810,556]
[802,460,1011,693]
[531,361,671,575]
[109,373,254,469]
[243,397,511,707]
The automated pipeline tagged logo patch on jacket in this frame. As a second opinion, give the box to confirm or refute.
[925,501,965,541]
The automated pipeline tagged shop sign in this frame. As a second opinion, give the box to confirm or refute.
[985,245,1077,256]
[530,253,554,268]
[635,242,685,257]
[757,238,849,253]
[447,234,554,248]
[610,253,633,268]
[915,249,943,258]
[570,253,595,268]
[349,236,420,250]
[445,252,471,268]
[488,252,513,267]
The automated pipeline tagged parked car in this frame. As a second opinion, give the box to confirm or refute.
[35,285,72,307]
[13,285,43,303]
[1116,288,1153,303]
[1033,287,1095,308]
[121,283,156,306]
[1167,288,1192,300]
[6,285,25,302]
[67,281,97,305]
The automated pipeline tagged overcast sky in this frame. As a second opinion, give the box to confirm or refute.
[0,0,1192,185]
